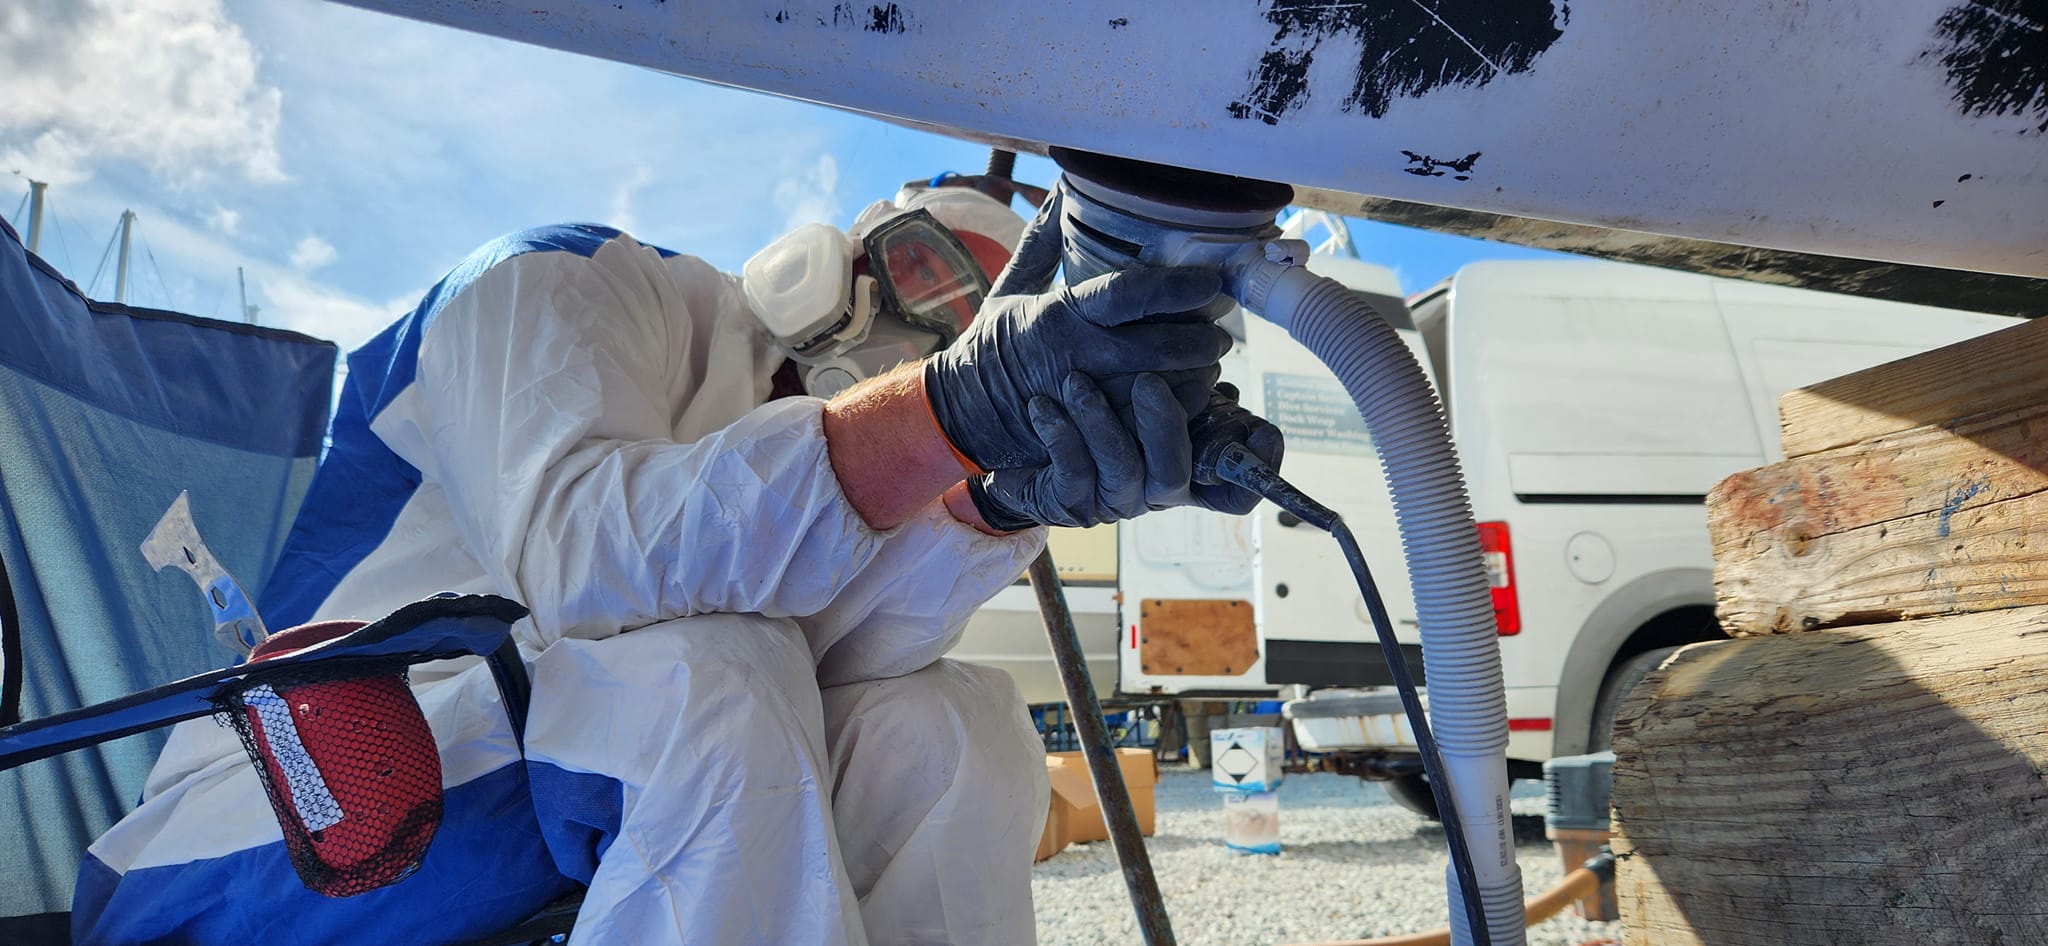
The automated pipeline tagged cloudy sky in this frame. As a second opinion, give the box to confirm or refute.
[1,0,1562,353]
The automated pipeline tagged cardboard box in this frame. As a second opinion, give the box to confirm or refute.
[1211,726,1284,793]
[1034,748,1158,861]
[1034,793,1071,862]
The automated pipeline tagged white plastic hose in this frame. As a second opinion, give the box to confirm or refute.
[1233,252,1527,946]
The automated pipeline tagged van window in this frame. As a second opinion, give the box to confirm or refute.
[1710,281,2019,461]
[1460,286,1764,497]
[1489,298,1753,454]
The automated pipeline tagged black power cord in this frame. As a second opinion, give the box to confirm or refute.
[1208,442,1493,946]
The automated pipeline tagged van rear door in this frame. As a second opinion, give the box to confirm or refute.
[1114,348,1269,697]
[1116,256,1428,697]
[1242,257,1435,689]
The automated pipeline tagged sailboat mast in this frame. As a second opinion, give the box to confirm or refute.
[25,181,45,255]
[114,210,135,304]
[237,266,258,325]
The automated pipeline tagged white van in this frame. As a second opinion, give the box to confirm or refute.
[1114,254,1425,701]
[948,526,1120,705]
[1115,256,2017,812]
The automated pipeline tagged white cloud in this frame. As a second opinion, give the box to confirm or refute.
[257,275,411,353]
[0,0,284,188]
[0,129,94,187]
[773,153,842,233]
[289,234,336,271]
[7,1,953,352]
[609,166,654,234]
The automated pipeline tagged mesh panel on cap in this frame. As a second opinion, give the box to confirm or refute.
[216,658,443,897]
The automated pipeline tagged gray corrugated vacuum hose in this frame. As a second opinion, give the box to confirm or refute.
[1233,251,1527,946]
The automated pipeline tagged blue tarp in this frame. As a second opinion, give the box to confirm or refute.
[0,215,338,936]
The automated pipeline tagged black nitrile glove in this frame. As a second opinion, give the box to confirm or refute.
[975,182,1229,453]
[943,180,1283,529]
[1185,381,1285,515]
[923,266,1230,473]
[968,372,1197,530]
[969,379,1287,530]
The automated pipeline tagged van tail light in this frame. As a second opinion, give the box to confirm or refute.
[1476,521,1520,636]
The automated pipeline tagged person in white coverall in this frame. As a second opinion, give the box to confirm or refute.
[72,181,1267,945]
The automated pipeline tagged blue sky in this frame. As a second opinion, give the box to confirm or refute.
[2,0,1567,353]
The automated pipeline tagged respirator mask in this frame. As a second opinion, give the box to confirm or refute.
[743,208,991,398]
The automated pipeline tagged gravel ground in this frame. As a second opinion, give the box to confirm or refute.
[1033,766,1616,946]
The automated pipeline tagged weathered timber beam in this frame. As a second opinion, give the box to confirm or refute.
[1779,316,2048,459]
[1710,401,2048,636]
[1611,607,2048,946]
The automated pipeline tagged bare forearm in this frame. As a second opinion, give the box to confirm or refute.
[823,361,1005,533]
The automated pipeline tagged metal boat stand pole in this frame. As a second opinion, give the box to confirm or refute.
[1028,548,1176,945]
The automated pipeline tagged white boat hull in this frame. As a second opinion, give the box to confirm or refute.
[343,0,2046,286]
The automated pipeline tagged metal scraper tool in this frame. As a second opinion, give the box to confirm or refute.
[142,491,270,657]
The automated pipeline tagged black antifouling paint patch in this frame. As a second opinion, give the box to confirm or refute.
[1401,149,1482,178]
[830,2,907,33]
[1229,0,1565,124]
[868,3,907,33]
[1926,0,2048,132]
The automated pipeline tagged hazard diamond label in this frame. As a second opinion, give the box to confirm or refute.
[1216,741,1259,784]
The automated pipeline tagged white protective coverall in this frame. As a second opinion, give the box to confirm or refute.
[73,206,1052,945]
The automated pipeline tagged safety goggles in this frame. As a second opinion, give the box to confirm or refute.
[862,209,990,345]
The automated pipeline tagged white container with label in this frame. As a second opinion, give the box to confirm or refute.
[1211,726,1285,793]
[1223,790,1280,855]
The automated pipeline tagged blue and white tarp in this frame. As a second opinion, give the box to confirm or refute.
[0,216,337,939]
